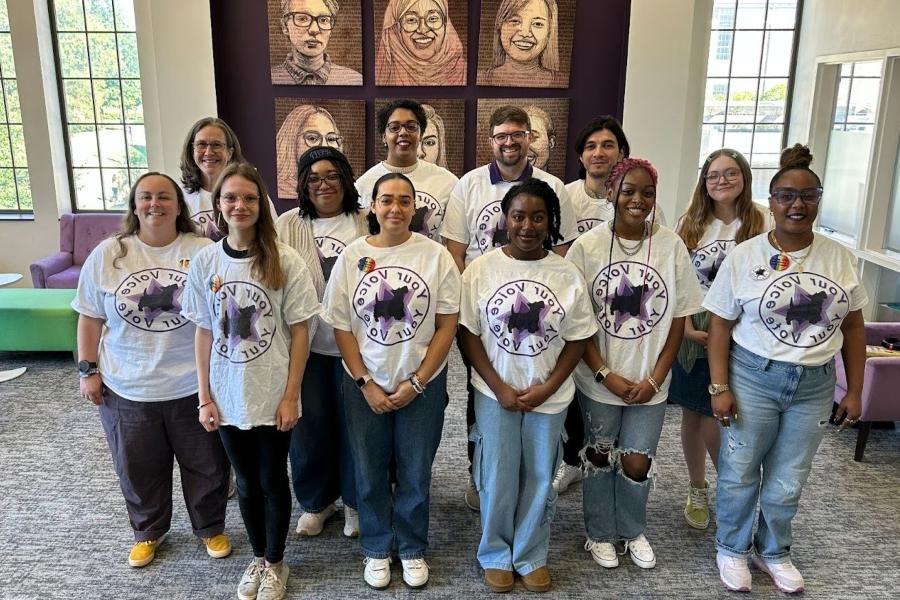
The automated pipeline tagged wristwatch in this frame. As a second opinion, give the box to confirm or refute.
[707,383,730,396]
[594,365,611,383]
[355,373,373,388]
[78,360,99,378]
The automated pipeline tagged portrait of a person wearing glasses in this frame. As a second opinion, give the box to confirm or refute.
[276,104,346,200]
[375,0,466,86]
[270,0,363,86]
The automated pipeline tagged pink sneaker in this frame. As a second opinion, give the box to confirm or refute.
[752,555,805,593]
[717,552,751,592]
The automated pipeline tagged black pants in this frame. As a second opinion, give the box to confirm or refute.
[218,425,292,563]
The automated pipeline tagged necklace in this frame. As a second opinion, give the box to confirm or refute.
[612,221,649,256]
[583,182,604,200]
[769,230,814,272]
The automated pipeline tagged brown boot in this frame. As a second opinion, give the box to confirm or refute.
[484,568,514,593]
[521,566,551,592]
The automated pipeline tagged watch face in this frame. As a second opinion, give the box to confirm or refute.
[78,360,90,373]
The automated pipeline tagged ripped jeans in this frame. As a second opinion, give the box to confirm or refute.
[577,395,667,543]
[472,390,566,574]
[716,343,835,562]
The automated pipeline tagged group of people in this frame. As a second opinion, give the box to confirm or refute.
[73,99,867,599]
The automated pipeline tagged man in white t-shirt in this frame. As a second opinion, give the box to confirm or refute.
[440,104,578,510]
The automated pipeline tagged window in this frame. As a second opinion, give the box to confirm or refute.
[700,0,801,200]
[0,0,32,214]
[51,0,147,211]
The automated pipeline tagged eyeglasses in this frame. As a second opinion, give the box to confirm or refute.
[301,131,343,148]
[284,12,335,30]
[220,193,260,205]
[307,173,341,188]
[386,121,420,134]
[490,131,529,144]
[399,10,445,32]
[770,187,823,206]
[704,168,741,183]
[193,141,228,152]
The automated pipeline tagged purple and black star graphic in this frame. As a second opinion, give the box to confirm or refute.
[497,293,551,345]
[771,286,833,337]
[365,280,414,338]
[698,251,727,285]
[126,280,183,320]
[410,205,434,236]
[221,297,261,353]
[603,274,654,332]
[488,215,509,248]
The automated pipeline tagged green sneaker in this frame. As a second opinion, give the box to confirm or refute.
[684,481,710,529]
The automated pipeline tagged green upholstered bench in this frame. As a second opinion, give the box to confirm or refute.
[0,288,78,351]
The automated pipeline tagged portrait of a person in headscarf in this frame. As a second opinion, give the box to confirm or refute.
[375,0,466,86]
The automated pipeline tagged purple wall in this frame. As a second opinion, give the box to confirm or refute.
[210,0,631,213]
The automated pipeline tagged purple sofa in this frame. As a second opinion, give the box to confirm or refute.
[30,213,123,288]
[834,321,900,461]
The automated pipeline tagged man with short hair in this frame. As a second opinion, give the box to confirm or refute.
[271,0,363,86]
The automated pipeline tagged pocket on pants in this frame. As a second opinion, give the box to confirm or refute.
[470,428,484,493]
[541,434,564,526]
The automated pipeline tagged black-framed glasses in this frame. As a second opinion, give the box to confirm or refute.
[770,187,823,206]
[307,173,341,188]
[284,12,335,30]
[399,10,445,32]
[386,121,420,134]
[490,131,529,144]
[301,131,343,148]
[704,168,741,183]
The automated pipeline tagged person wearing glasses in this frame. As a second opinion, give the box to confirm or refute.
[418,104,449,169]
[704,145,866,594]
[356,99,458,241]
[274,146,366,541]
[441,104,577,511]
[271,0,362,86]
[276,104,344,200]
[183,162,321,600]
[375,0,466,86]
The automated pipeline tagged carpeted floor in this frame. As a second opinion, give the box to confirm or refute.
[1,349,898,599]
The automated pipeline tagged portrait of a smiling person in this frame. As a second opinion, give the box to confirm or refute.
[375,0,467,86]
[271,0,363,86]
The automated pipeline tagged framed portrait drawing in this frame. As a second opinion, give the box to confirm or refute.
[476,98,569,179]
[475,0,575,89]
[268,0,364,86]
[274,98,365,200]
[374,98,465,176]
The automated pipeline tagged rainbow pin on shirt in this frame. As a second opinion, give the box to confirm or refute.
[769,253,791,271]
[358,257,376,273]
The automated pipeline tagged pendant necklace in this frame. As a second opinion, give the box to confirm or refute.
[769,231,814,272]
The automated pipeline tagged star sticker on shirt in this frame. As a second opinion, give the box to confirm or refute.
[221,297,261,353]
[603,274,654,332]
[771,286,833,337]
[365,281,413,338]
[497,292,551,346]
[127,280,183,320]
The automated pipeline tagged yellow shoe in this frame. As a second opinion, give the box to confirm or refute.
[128,536,165,568]
[204,533,232,558]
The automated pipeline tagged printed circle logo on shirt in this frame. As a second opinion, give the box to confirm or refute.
[411,191,445,239]
[692,239,735,289]
[474,200,507,253]
[213,281,277,363]
[316,235,346,280]
[759,272,850,348]
[115,268,190,332]
[591,261,669,340]
[353,267,431,346]
[577,218,601,235]
[191,210,223,241]
[486,280,566,356]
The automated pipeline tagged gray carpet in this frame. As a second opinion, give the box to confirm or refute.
[1,349,898,599]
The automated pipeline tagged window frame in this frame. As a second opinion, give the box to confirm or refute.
[0,0,33,216]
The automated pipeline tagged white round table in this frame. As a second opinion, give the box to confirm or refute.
[0,273,27,382]
[0,273,22,287]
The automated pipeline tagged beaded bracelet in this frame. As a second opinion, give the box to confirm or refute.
[646,376,661,394]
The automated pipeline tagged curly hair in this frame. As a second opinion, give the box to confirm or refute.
[179,117,243,194]
[377,99,428,135]
[769,143,821,192]
[500,177,563,249]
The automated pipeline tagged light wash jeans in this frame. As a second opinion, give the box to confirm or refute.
[716,343,835,562]
[471,390,566,575]
[342,367,447,560]
[577,394,667,543]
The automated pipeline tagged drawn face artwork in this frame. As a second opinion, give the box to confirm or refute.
[192,125,233,186]
[397,0,447,62]
[418,117,441,164]
[282,0,335,60]
[297,111,343,156]
[580,129,623,182]
[499,0,550,65]
[524,109,554,169]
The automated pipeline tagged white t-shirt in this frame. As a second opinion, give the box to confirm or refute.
[181,241,321,429]
[182,187,279,241]
[565,179,667,239]
[322,233,461,392]
[356,161,458,241]
[72,233,213,402]
[703,232,868,366]
[440,163,578,266]
[460,249,598,414]
[566,224,705,406]
[683,217,742,292]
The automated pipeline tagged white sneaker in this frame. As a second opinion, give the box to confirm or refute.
[752,555,804,593]
[626,534,656,569]
[237,557,265,600]
[401,558,429,588]
[257,561,289,600]
[343,506,359,538]
[552,462,583,493]
[295,504,336,536]
[464,476,480,512]
[364,557,392,590]
[584,539,619,568]
[717,552,752,592]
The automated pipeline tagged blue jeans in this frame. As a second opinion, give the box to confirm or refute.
[577,394,667,543]
[342,367,447,560]
[289,353,356,512]
[471,391,565,575]
[716,343,835,562]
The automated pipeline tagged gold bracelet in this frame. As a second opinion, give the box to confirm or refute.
[647,376,660,393]
[197,400,214,410]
